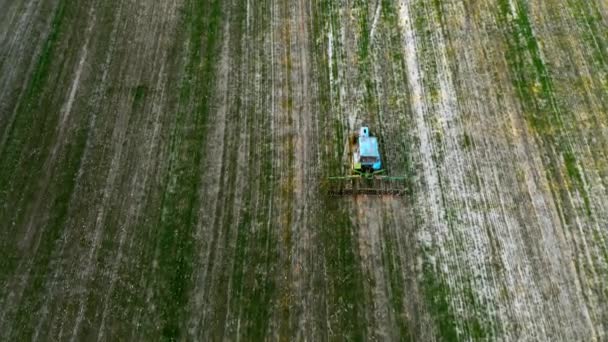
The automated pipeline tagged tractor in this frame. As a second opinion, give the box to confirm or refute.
[327,127,406,195]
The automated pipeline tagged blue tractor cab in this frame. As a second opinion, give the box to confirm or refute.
[352,127,382,173]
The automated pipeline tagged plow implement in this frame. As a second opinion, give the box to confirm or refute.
[327,176,407,196]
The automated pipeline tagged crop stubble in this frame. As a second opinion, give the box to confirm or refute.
[0,0,606,340]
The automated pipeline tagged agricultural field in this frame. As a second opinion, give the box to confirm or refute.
[0,0,607,340]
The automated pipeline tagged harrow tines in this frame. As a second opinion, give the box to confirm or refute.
[326,176,407,196]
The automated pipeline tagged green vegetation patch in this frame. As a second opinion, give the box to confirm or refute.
[0,3,87,335]
[496,0,592,216]
[382,225,411,340]
[11,121,90,340]
[312,0,370,338]
[320,199,369,340]
[0,0,67,226]
[421,255,459,341]
[224,2,278,339]
[153,0,223,339]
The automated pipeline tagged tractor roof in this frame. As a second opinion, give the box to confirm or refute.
[359,136,380,158]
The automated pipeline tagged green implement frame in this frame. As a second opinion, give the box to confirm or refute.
[326,173,407,196]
